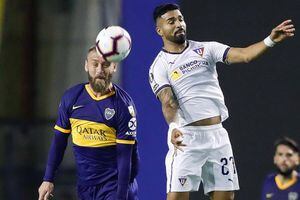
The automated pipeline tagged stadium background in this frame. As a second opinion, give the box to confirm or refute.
[0,0,299,199]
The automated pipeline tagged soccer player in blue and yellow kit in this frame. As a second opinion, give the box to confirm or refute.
[261,137,300,200]
[38,46,139,200]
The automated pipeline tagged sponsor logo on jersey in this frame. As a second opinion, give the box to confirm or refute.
[193,47,204,57]
[128,117,137,131]
[170,60,209,81]
[72,105,84,110]
[70,118,117,147]
[171,69,183,81]
[128,105,136,117]
[125,130,137,137]
[104,108,115,120]
[178,177,187,187]
[76,125,108,140]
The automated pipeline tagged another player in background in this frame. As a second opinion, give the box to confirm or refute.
[149,3,295,200]
[38,46,139,200]
[261,137,300,200]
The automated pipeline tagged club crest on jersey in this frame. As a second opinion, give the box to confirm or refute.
[193,47,204,57]
[128,105,136,117]
[104,108,115,120]
[178,177,187,187]
[288,192,298,200]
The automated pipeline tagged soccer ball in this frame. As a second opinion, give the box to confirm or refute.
[95,26,132,62]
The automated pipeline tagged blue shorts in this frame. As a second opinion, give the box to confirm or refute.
[77,179,138,200]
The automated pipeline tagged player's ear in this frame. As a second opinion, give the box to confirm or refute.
[112,63,117,72]
[273,155,277,165]
[84,60,88,72]
[156,26,163,37]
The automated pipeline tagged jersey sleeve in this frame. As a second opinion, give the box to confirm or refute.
[115,101,137,145]
[207,41,230,64]
[54,94,71,134]
[149,57,170,97]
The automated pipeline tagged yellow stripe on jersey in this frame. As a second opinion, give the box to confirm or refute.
[275,174,297,190]
[70,118,117,147]
[54,125,71,134]
[116,139,135,145]
[85,84,115,101]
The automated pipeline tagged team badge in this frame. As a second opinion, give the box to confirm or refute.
[128,105,136,117]
[288,192,298,200]
[193,47,204,57]
[128,117,137,131]
[178,177,187,187]
[104,108,115,120]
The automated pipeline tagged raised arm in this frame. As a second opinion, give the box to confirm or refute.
[227,19,295,64]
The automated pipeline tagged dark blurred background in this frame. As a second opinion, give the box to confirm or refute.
[0,0,299,199]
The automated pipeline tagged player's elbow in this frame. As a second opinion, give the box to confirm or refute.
[244,57,252,63]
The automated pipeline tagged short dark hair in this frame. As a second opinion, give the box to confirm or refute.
[274,137,299,153]
[153,3,180,23]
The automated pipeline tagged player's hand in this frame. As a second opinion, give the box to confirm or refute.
[171,128,186,152]
[270,19,295,43]
[38,181,54,200]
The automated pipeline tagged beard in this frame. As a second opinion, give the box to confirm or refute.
[88,73,112,94]
[275,165,296,177]
[167,30,186,44]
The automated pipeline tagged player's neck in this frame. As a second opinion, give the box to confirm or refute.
[163,40,187,53]
[88,83,113,97]
[278,170,297,182]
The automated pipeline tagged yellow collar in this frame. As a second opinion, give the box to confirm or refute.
[85,84,115,101]
[275,174,297,190]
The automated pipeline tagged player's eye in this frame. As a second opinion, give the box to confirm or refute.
[286,153,293,158]
[167,20,175,24]
[102,61,111,68]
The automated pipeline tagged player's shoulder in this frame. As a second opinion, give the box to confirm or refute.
[189,40,223,47]
[264,173,277,182]
[61,83,86,104]
[114,84,134,106]
[149,51,169,70]
[114,84,137,117]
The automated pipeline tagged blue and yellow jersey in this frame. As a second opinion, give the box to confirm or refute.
[261,173,300,200]
[54,83,138,186]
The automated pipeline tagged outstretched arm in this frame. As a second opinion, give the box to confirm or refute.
[227,19,295,64]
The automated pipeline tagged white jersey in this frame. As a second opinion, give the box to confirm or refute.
[149,40,230,126]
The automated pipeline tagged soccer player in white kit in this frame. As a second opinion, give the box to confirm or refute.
[149,3,295,200]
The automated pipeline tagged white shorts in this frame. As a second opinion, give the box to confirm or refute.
[165,123,239,194]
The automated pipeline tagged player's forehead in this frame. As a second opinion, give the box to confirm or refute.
[276,144,295,154]
[87,50,101,61]
[160,9,183,21]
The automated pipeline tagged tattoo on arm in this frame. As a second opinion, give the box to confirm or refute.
[157,87,179,124]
